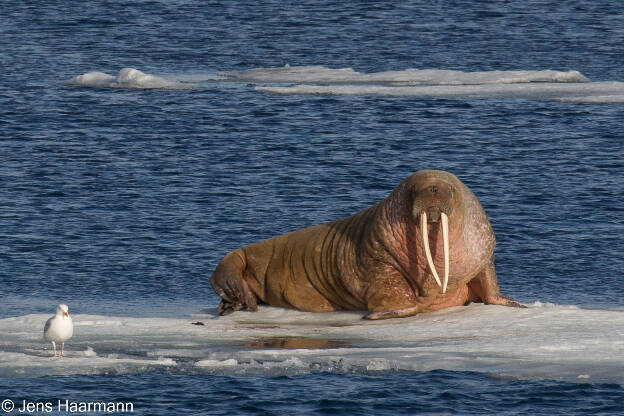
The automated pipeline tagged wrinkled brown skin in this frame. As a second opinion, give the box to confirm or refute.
[210,170,525,320]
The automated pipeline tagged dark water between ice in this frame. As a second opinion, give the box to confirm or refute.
[2,1,623,414]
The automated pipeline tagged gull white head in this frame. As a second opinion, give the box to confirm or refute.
[57,304,69,317]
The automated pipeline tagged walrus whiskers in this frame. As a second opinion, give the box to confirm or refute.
[420,211,443,289]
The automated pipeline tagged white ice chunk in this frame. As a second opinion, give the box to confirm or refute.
[62,68,193,89]
[62,71,116,88]
[112,67,188,89]
[196,359,238,367]
[81,346,97,357]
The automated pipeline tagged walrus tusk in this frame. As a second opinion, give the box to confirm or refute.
[421,212,442,289]
[441,212,449,294]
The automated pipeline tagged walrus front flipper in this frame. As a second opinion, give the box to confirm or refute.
[210,250,258,315]
[364,305,426,320]
[485,294,526,309]
[364,278,438,320]
[468,256,526,309]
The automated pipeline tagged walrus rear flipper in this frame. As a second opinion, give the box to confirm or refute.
[210,250,258,315]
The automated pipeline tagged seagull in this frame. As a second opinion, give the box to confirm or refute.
[43,304,73,357]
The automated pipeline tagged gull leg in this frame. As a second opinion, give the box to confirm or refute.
[52,341,58,357]
[61,342,66,357]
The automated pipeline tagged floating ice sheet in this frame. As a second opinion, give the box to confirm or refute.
[256,80,624,101]
[63,65,624,102]
[2,303,623,383]
[222,65,589,85]
[232,65,624,102]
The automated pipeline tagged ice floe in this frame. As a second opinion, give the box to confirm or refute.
[1,303,623,382]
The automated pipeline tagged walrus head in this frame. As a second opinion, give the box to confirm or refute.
[408,171,462,294]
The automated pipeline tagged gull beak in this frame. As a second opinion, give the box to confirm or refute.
[64,312,69,317]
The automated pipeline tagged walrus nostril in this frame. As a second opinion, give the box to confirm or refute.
[429,186,438,194]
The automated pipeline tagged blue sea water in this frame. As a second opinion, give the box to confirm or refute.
[2,0,624,414]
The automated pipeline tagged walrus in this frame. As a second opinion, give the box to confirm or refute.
[210,170,524,320]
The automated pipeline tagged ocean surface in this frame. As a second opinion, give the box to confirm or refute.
[2,0,624,414]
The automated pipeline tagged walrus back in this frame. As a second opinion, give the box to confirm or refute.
[237,204,383,312]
